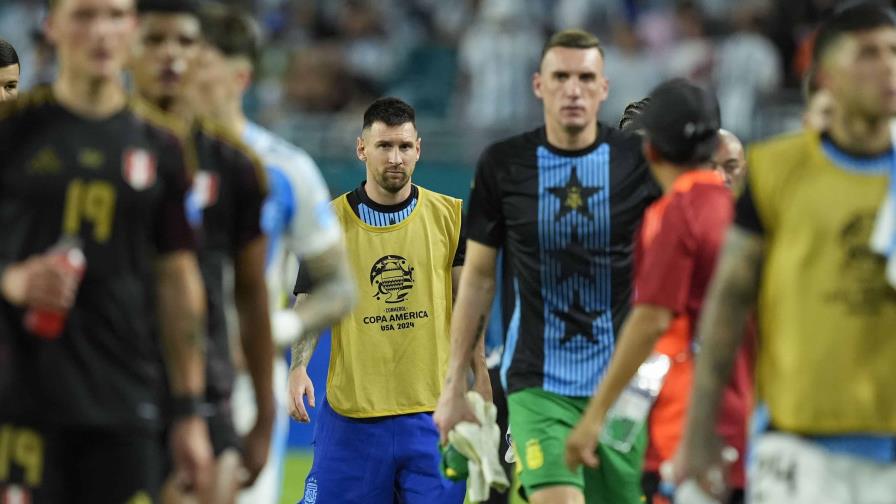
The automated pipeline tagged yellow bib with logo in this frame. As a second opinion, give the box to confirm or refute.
[327,187,462,418]
[749,130,896,434]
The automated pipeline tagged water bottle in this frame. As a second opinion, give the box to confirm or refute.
[600,353,671,452]
[23,237,86,339]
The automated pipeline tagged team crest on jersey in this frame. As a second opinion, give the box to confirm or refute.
[1,485,31,504]
[190,171,220,208]
[303,478,318,504]
[370,255,415,303]
[185,171,220,228]
[122,148,157,191]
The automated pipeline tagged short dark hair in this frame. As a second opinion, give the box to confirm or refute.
[541,29,604,61]
[619,97,650,133]
[200,3,261,64]
[0,39,19,69]
[362,97,416,131]
[813,2,896,65]
[137,0,198,16]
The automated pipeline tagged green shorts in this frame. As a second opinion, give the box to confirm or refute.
[508,388,646,504]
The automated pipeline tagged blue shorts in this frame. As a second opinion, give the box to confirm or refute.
[299,400,465,504]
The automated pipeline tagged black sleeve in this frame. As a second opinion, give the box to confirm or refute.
[452,214,466,267]
[294,259,312,295]
[734,179,765,235]
[465,147,505,247]
[155,135,196,254]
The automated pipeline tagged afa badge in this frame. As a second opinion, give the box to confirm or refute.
[525,439,544,470]
[303,478,318,504]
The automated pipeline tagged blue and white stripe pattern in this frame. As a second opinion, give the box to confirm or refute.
[357,199,417,227]
[537,144,615,397]
[500,277,522,391]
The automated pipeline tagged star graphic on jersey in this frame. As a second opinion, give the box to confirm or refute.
[550,223,597,284]
[547,165,602,221]
[553,289,604,345]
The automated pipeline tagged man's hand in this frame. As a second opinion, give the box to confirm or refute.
[239,416,273,487]
[671,434,729,499]
[1,256,79,310]
[565,418,602,471]
[169,415,213,494]
[288,366,315,423]
[433,388,478,445]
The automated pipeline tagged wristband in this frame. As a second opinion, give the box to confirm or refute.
[170,395,212,419]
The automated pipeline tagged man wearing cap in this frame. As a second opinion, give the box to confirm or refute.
[564,79,752,504]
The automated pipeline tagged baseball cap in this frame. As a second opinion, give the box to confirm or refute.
[641,78,721,166]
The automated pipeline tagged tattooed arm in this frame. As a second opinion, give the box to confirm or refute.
[434,241,498,442]
[453,265,493,402]
[676,226,763,494]
[287,242,356,422]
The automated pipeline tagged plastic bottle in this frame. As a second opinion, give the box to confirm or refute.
[600,353,671,452]
[23,237,86,339]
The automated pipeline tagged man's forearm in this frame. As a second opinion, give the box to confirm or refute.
[445,270,495,393]
[236,238,275,418]
[289,294,320,371]
[471,334,492,401]
[157,252,207,395]
[291,246,356,371]
[682,228,762,449]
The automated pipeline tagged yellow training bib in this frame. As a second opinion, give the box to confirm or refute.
[326,187,462,418]
[749,131,896,434]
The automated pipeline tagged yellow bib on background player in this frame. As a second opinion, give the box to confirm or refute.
[327,187,462,418]
[749,130,896,434]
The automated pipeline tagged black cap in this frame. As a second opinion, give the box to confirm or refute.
[138,0,199,16]
[642,78,720,166]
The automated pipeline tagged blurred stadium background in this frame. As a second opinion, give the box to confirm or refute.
[0,0,849,501]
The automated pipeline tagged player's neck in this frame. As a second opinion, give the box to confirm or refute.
[650,163,685,194]
[52,69,127,119]
[828,110,892,155]
[143,93,194,126]
[364,179,413,206]
[544,120,599,151]
[217,100,247,137]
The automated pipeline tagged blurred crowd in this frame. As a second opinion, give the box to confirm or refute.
[0,0,854,159]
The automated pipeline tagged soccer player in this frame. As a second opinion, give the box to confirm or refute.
[290,97,487,504]
[435,29,661,504]
[193,5,354,503]
[0,0,212,501]
[0,38,19,102]
[564,80,752,504]
[711,129,746,189]
[674,4,896,502]
[131,2,274,502]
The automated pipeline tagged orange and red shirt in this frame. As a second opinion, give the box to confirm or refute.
[633,170,753,488]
